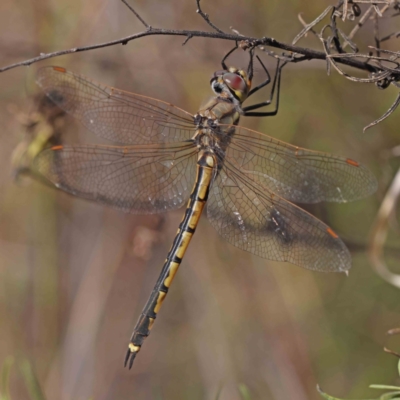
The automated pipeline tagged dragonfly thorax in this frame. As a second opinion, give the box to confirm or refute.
[195,96,242,127]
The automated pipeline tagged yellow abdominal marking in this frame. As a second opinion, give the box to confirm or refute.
[175,231,193,259]
[148,318,155,330]
[154,291,167,314]
[129,343,141,353]
[163,262,180,288]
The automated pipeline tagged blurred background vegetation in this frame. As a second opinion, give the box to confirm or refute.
[0,0,399,399]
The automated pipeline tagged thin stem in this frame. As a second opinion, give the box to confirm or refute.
[0,28,381,74]
[120,0,151,29]
[196,0,225,34]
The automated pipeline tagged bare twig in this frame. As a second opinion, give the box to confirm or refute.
[342,0,349,21]
[121,0,151,29]
[323,41,392,83]
[384,347,400,358]
[343,5,375,49]
[292,6,333,45]
[337,27,358,52]
[296,13,321,43]
[388,328,400,336]
[0,27,380,74]
[182,34,193,46]
[196,0,225,34]
[368,46,400,58]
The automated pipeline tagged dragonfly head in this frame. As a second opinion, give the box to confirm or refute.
[210,67,251,104]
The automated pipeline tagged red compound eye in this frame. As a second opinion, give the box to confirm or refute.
[223,73,246,92]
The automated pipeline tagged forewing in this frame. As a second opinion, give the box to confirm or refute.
[207,159,351,272]
[221,125,377,203]
[33,142,198,214]
[36,66,196,145]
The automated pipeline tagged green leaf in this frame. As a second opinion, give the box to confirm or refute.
[19,360,46,400]
[0,357,14,400]
[214,384,223,400]
[238,384,252,400]
[317,384,376,400]
[378,391,400,400]
[370,385,400,391]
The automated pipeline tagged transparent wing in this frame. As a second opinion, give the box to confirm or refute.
[207,158,351,272]
[36,66,196,145]
[33,141,198,214]
[219,125,377,203]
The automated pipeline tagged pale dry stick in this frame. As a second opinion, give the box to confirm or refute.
[375,1,393,14]
[337,27,359,51]
[342,5,375,49]
[294,1,387,54]
[383,146,400,235]
[294,13,333,73]
[229,27,244,37]
[368,46,400,57]
[323,36,393,83]
[383,347,400,357]
[353,0,392,4]
[292,6,333,45]
[322,31,400,130]
[297,13,321,41]
[296,1,362,51]
[325,47,400,131]
[374,4,384,16]
[342,0,349,21]
[374,3,382,56]
[388,327,400,335]
[369,166,400,288]
[328,51,400,63]
[363,92,400,132]
[326,50,400,69]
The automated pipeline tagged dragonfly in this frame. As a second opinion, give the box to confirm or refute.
[33,52,376,369]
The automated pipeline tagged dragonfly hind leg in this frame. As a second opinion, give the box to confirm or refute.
[243,58,286,117]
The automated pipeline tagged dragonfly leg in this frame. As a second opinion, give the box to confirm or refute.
[243,58,287,116]
[247,55,272,99]
[124,150,216,369]
[247,48,256,81]
[221,43,239,70]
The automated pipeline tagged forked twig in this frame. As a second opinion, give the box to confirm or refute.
[292,6,333,45]
[196,0,225,34]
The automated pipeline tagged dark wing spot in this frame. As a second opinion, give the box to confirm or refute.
[265,207,293,244]
[47,89,65,105]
